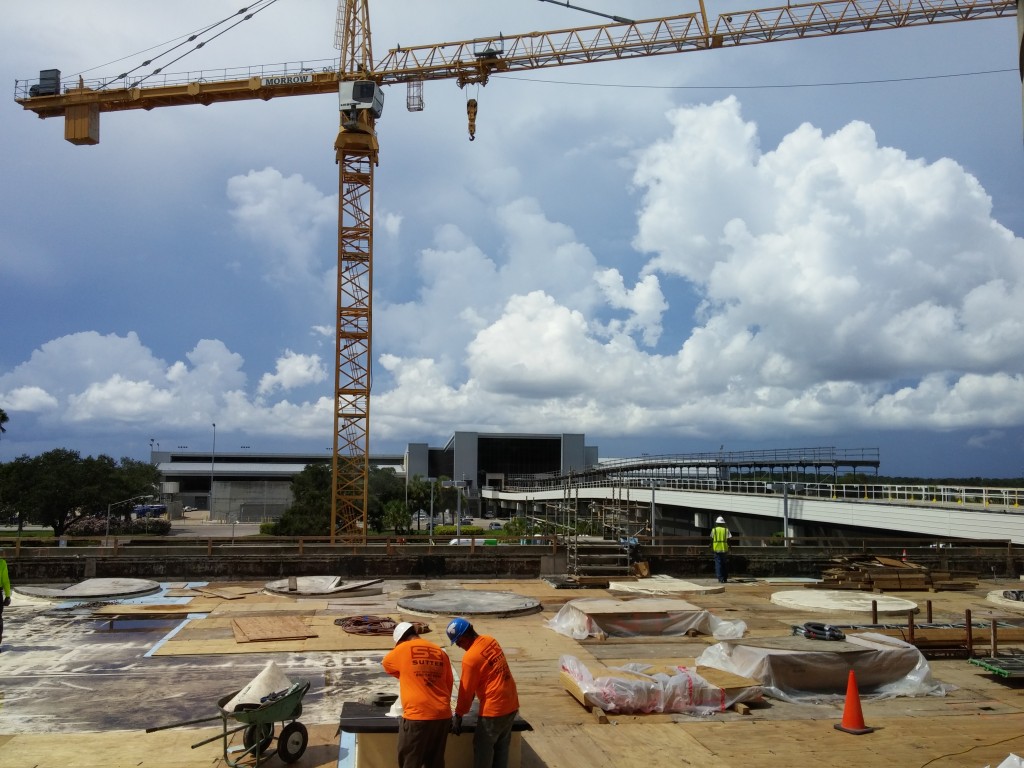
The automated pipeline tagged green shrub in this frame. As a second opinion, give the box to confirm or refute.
[130,518,171,536]
[433,525,483,536]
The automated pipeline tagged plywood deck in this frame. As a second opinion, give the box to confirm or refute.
[3,576,1024,767]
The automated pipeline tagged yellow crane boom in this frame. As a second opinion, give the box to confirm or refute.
[14,0,1020,542]
[15,0,1016,139]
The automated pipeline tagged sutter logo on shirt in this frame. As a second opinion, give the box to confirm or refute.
[410,645,447,666]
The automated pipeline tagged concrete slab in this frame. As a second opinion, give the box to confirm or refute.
[609,576,723,596]
[2,576,1024,768]
[397,590,541,617]
[264,576,384,597]
[769,589,918,615]
[14,577,161,601]
[986,589,1024,611]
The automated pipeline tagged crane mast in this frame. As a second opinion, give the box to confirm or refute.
[331,2,377,541]
[13,0,1021,543]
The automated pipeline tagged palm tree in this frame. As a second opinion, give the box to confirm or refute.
[0,408,7,438]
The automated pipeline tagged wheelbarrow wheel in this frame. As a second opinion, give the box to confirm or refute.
[277,721,308,764]
[243,722,274,755]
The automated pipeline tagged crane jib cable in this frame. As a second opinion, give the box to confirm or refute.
[96,0,283,91]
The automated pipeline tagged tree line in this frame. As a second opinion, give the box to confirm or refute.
[0,448,161,536]
[270,465,469,536]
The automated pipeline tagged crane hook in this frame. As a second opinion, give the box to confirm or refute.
[466,98,478,142]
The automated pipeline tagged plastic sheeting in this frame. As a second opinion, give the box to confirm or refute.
[987,755,1024,768]
[545,597,746,640]
[223,660,296,711]
[560,655,762,715]
[695,632,952,703]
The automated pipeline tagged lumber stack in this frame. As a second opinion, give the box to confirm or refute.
[812,555,977,592]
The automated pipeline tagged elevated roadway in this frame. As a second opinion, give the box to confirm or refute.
[483,479,1024,545]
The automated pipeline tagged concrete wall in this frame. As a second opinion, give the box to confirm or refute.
[3,544,1013,584]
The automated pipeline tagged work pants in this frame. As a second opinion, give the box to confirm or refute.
[397,716,450,768]
[714,551,729,583]
[473,710,517,768]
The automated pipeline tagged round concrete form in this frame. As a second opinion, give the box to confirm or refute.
[264,576,384,598]
[986,589,1024,611]
[15,578,161,601]
[609,577,724,596]
[397,590,541,618]
[770,589,918,615]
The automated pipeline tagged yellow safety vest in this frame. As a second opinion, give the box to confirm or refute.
[711,526,729,553]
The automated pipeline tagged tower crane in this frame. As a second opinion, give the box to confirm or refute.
[14,0,1019,542]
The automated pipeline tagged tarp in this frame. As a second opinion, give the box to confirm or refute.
[560,655,763,715]
[695,632,952,703]
[545,597,746,640]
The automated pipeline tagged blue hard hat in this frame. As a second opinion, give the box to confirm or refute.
[446,617,471,646]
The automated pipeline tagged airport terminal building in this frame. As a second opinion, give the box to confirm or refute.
[154,432,598,522]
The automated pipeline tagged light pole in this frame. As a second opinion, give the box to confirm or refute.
[210,422,216,521]
[106,494,153,543]
[650,477,660,543]
[427,477,436,537]
[442,480,467,536]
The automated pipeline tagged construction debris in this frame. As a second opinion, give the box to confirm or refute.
[559,655,763,716]
[813,555,978,592]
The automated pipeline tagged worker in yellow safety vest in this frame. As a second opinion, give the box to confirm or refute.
[711,516,732,583]
[0,556,10,651]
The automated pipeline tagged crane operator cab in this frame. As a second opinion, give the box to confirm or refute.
[339,79,384,124]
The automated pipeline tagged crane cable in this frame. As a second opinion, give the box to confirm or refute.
[500,68,1016,92]
[95,0,283,91]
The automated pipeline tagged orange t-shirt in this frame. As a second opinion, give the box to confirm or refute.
[455,635,519,718]
[382,637,454,720]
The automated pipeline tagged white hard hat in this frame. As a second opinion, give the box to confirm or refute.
[715,516,725,524]
[393,621,415,645]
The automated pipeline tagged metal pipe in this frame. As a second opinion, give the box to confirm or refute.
[146,713,223,733]
[965,609,974,657]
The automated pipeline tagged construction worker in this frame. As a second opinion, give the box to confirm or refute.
[446,617,519,768]
[0,555,10,651]
[711,516,732,583]
[382,621,454,768]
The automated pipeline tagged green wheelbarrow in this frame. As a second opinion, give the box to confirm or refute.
[182,680,311,766]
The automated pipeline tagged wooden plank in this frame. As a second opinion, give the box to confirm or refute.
[231,615,318,643]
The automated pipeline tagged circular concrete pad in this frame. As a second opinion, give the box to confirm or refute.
[770,589,918,615]
[264,576,384,597]
[397,590,541,618]
[15,578,161,601]
[986,589,1024,611]
[609,577,723,596]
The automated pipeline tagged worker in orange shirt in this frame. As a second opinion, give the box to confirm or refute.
[446,617,519,768]
[382,621,454,768]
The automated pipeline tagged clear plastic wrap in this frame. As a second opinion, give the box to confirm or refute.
[545,597,746,640]
[695,632,953,703]
[559,655,763,715]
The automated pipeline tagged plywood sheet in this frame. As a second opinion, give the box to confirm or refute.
[93,602,216,616]
[194,585,257,599]
[232,615,318,643]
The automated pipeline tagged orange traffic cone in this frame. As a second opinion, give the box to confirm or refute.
[834,670,875,735]
[901,548,907,563]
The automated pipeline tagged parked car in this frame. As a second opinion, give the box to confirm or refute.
[487,522,504,531]
[460,516,473,525]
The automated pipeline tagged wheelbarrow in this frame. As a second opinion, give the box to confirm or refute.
[148,679,311,766]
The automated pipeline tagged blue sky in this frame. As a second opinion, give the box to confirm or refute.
[2,1,1023,478]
